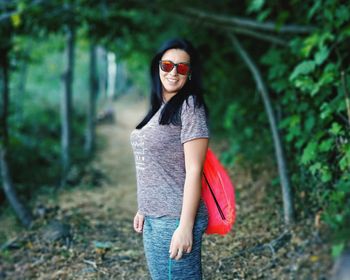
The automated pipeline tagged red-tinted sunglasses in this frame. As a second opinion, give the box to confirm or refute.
[159,60,190,75]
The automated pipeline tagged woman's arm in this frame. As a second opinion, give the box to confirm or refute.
[180,137,208,229]
[169,137,208,260]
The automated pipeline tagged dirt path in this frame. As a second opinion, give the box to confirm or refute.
[91,93,148,216]
[0,93,151,280]
[0,93,333,279]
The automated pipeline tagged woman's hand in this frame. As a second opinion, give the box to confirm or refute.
[133,211,144,233]
[169,225,193,260]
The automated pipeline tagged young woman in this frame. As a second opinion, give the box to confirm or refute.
[130,38,210,279]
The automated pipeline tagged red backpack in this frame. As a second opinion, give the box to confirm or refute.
[201,148,236,235]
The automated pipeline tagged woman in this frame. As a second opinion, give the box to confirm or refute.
[130,38,210,280]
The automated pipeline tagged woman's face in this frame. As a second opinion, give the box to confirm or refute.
[159,48,190,98]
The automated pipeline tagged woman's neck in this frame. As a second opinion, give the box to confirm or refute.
[162,91,177,103]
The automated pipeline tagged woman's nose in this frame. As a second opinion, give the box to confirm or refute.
[169,66,178,75]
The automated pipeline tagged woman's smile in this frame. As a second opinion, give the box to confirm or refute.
[159,49,190,101]
[166,77,179,84]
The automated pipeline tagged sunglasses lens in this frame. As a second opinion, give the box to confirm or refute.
[160,61,174,72]
[160,61,190,75]
[177,63,190,75]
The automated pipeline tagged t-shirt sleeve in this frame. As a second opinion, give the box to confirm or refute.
[180,96,210,144]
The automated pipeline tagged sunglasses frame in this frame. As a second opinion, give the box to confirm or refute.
[159,60,191,76]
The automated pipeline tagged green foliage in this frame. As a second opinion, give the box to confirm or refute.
[2,35,89,193]
[258,0,350,252]
[332,242,345,258]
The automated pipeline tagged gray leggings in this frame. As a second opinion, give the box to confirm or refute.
[143,215,208,280]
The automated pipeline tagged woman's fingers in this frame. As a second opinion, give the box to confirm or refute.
[133,214,139,232]
[133,213,144,233]
[169,241,177,259]
[169,238,173,254]
[139,215,145,232]
[170,243,192,259]
[139,214,144,232]
[169,228,193,259]
[175,248,184,260]
[170,246,189,260]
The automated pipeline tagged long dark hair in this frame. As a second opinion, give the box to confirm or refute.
[136,38,208,129]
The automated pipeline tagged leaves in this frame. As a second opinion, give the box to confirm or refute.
[314,45,329,65]
[329,122,342,135]
[301,140,318,164]
[332,243,345,257]
[289,60,316,80]
[11,13,21,27]
[247,0,265,14]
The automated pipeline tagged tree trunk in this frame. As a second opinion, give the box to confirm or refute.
[85,43,98,156]
[60,24,75,187]
[0,47,32,228]
[229,33,294,225]
[107,52,116,100]
[0,147,33,228]
[16,58,28,122]
[97,46,108,101]
[0,47,9,146]
[115,61,130,96]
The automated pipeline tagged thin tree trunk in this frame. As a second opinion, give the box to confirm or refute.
[107,52,117,100]
[16,58,28,122]
[0,47,32,228]
[97,46,108,101]
[0,147,33,227]
[0,47,9,146]
[60,24,75,187]
[85,43,98,156]
[341,71,350,127]
[229,33,294,224]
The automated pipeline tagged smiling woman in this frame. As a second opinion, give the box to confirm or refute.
[130,38,210,280]
[159,50,191,102]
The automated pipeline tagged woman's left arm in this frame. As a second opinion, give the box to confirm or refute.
[169,137,208,260]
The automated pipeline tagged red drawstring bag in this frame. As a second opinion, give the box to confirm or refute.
[201,148,236,235]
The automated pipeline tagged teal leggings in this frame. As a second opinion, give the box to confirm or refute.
[143,215,208,280]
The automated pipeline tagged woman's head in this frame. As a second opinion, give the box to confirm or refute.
[136,38,207,129]
[150,38,203,105]
[159,49,190,99]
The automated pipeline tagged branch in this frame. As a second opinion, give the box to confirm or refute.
[210,22,288,46]
[233,231,292,257]
[228,26,288,46]
[229,33,294,224]
[170,10,288,46]
[182,7,315,34]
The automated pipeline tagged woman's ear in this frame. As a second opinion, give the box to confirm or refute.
[188,73,192,81]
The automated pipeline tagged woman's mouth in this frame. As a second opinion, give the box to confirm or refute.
[166,78,178,84]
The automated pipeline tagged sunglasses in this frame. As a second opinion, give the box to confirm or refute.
[159,60,191,76]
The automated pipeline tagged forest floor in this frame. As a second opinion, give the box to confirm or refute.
[0,93,334,279]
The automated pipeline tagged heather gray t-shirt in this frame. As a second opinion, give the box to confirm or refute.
[130,95,210,218]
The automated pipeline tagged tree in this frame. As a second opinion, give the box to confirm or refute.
[229,33,294,224]
[85,42,98,156]
[0,6,32,227]
[60,21,76,187]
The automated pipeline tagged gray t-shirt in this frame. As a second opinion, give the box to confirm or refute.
[130,95,210,218]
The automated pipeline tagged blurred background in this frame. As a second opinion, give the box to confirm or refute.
[0,0,349,279]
